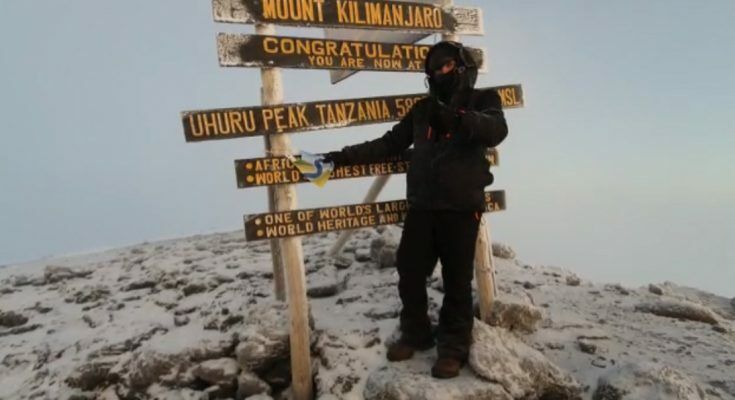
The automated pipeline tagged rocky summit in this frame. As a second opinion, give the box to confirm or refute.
[0,228,733,399]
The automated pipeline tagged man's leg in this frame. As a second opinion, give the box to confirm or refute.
[395,207,438,347]
[435,210,481,362]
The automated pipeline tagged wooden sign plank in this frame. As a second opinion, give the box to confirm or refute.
[212,0,483,35]
[217,33,486,72]
[234,149,498,188]
[181,84,522,142]
[324,0,446,84]
[244,190,505,241]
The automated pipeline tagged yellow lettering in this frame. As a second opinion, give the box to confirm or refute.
[262,0,277,19]
[189,115,203,137]
[263,37,278,54]
[337,0,348,22]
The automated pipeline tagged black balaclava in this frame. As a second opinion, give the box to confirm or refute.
[425,41,478,107]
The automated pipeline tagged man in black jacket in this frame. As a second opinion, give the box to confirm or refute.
[323,41,508,378]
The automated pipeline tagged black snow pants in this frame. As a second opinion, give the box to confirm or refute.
[395,206,481,361]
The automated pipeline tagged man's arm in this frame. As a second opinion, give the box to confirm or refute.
[456,90,508,148]
[325,106,415,166]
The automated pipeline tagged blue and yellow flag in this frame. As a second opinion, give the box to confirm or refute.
[287,151,335,188]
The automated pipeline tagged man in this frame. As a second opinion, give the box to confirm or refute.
[323,41,508,378]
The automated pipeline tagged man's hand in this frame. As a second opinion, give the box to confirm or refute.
[322,151,348,167]
[431,96,462,133]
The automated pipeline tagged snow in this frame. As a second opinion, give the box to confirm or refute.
[0,228,733,399]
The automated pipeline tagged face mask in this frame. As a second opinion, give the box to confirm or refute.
[431,70,460,102]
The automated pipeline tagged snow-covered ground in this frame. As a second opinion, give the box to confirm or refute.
[1,228,733,399]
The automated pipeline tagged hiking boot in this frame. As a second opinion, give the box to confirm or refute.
[386,337,435,362]
[386,341,416,361]
[431,357,463,379]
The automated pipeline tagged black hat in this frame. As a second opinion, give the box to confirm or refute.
[424,41,477,76]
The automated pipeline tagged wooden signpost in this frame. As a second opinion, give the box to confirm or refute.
[183,2,522,398]
[244,190,505,241]
[181,85,522,142]
[212,0,484,35]
[217,33,485,72]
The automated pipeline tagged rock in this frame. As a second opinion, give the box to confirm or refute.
[332,254,355,270]
[175,306,198,316]
[635,299,719,324]
[260,357,291,392]
[220,315,245,331]
[122,351,192,391]
[469,320,582,399]
[566,274,582,286]
[187,335,237,362]
[212,274,235,285]
[0,323,42,337]
[65,357,119,391]
[603,283,629,295]
[66,285,111,304]
[89,326,168,358]
[44,265,92,283]
[82,314,98,328]
[98,385,120,400]
[192,358,239,388]
[182,282,208,297]
[712,324,727,334]
[204,385,232,399]
[592,362,709,399]
[145,384,208,400]
[0,310,28,328]
[124,279,157,291]
[375,246,398,269]
[483,300,542,333]
[235,301,314,373]
[491,243,516,259]
[174,315,190,327]
[314,328,380,398]
[591,357,608,369]
[731,297,735,310]
[355,248,372,262]
[306,266,347,298]
[577,339,598,354]
[0,286,16,295]
[709,380,735,398]
[364,363,511,400]
[364,307,399,321]
[648,284,665,295]
[244,394,274,400]
[236,370,271,399]
[10,275,33,287]
[370,227,401,269]
[235,330,289,373]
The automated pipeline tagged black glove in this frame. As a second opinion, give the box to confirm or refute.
[322,151,349,167]
[430,96,462,134]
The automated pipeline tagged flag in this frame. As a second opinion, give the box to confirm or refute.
[287,151,334,188]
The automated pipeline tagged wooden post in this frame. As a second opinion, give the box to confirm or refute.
[442,9,498,319]
[256,22,313,400]
[474,217,497,321]
[256,25,287,302]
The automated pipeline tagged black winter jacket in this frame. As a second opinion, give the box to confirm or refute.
[339,88,508,212]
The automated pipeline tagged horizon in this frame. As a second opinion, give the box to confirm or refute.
[0,1,733,297]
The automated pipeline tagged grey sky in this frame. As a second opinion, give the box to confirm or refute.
[0,1,733,296]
